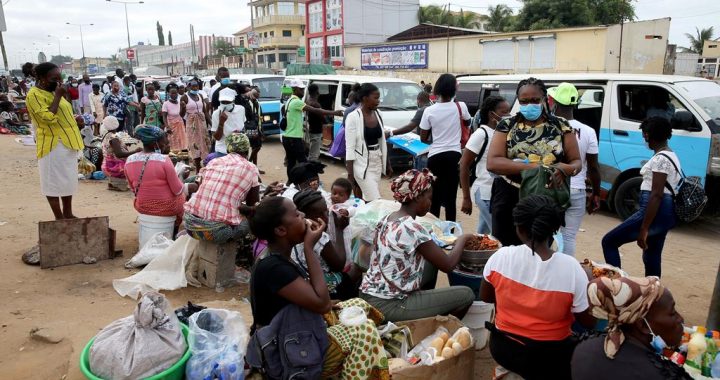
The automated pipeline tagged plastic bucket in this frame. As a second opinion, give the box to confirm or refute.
[461,301,495,350]
[138,214,176,249]
[80,323,191,380]
[447,269,483,300]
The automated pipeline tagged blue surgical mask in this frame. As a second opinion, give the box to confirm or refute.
[220,78,231,85]
[644,318,668,354]
[519,103,543,121]
[189,90,199,95]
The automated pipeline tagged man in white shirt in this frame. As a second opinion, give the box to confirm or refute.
[209,67,231,110]
[211,87,246,154]
[548,83,601,256]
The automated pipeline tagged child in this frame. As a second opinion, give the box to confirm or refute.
[75,114,103,169]
[88,84,105,135]
[329,177,365,271]
[0,101,30,135]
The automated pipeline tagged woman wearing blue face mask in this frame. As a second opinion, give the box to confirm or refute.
[486,77,582,246]
[572,276,690,380]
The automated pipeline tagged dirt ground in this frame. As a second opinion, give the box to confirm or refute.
[0,134,718,379]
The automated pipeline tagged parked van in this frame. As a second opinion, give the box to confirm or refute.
[201,74,285,136]
[282,75,424,165]
[457,73,720,219]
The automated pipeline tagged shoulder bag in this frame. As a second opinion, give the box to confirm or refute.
[455,101,470,148]
[468,126,489,185]
[657,153,707,222]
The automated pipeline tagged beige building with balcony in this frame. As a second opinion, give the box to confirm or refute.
[249,0,306,69]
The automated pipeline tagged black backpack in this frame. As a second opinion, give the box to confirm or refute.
[657,153,707,222]
[468,126,489,185]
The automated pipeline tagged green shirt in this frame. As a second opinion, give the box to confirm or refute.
[283,95,305,139]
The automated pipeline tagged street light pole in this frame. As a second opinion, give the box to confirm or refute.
[66,22,94,73]
[106,0,144,74]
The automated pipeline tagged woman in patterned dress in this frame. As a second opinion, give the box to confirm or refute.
[140,84,163,128]
[161,84,188,153]
[181,80,210,172]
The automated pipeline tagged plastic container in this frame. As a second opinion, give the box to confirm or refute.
[80,323,191,380]
[461,301,495,350]
[138,214,176,249]
[448,269,483,300]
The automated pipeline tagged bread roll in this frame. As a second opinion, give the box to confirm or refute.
[441,347,454,359]
[443,338,456,350]
[456,329,472,349]
[452,342,463,355]
[430,337,445,354]
[439,332,450,342]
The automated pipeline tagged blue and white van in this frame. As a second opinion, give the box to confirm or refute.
[457,73,720,219]
[282,75,424,163]
[202,74,285,136]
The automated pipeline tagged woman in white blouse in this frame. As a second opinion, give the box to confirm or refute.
[344,83,391,201]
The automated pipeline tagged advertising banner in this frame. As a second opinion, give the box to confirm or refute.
[361,43,428,70]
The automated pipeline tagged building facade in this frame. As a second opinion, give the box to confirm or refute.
[119,36,235,74]
[303,0,420,66]
[699,38,720,78]
[249,0,306,69]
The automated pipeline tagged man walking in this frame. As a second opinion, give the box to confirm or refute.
[210,67,231,110]
[78,74,94,115]
[122,75,139,135]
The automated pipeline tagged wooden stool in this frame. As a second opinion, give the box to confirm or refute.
[196,240,238,288]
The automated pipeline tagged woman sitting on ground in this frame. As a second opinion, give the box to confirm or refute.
[183,133,260,243]
[101,115,141,191]
[247,196,389,379]
[359,169,475,322]
[281,160,331,203]
[480,194,594,380]
[291,189,358,300]
[125,125,191,226]
[572,276,690,379]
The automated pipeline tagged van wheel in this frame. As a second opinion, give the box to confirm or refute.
[613,177,643,220]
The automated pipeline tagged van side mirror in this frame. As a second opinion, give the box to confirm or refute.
[671,110,702,132]
[593,92,603,103]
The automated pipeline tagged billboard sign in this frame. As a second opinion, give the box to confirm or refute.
[126,49,136,60]
[247,31,259,49]
[361,43,428,70]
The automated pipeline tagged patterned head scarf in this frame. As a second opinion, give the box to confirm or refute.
[226,133,250,154]
[587,276,665,359]
[134,124,166,145]
[391,169,435,203]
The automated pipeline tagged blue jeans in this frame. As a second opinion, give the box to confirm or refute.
[602,191,676,277]
[473,187,492,235]
[560,189,587,256]
[414,154,428,170]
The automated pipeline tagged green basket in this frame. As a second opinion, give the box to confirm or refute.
[79,323,191,380]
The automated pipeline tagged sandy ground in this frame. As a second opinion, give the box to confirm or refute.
[0,134,718,379]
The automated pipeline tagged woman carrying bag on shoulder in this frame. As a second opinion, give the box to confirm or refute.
[345,83,392,202]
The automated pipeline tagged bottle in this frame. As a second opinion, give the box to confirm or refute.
[686,332,707,369]
[711,354,720,378]
[702,333,718,376]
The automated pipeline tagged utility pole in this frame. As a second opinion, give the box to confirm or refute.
[0,2,9,71]
[446,3,451,72]
[66,22,94,73]
[617,17,624,74]
[250,4,257,74]
[106,0,144,74]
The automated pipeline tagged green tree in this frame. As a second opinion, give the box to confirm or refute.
[417,4,452,25]
[157,21,165,46]
[589,0,636,24]
[168,31,173,46]
[49,55,73,65]
[454,9,484,29]
[487,4,514,32]
[512,0,594,31]
[685,27,715,55]
[214,40,235,57]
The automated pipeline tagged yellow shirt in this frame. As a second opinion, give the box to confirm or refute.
[26,86,84,158]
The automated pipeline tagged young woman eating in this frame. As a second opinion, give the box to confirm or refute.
[480,194,594,380]
[359,169,475,322]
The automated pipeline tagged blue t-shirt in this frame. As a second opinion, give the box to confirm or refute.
[103,92,130,120]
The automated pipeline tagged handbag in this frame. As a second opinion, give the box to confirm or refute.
[455,101,470,148]
[519,165,571,210]
[657,153,707,222]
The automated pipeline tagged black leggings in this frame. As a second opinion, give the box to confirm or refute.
[282,137,307,181]
[491,178,522,247]
[427,151,461,222]
[489,326,576,380]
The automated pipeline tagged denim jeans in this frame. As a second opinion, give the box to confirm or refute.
[560,189,587,256]
[602,190,676,277]
[414,154,428,170]
[308,133,322,161]
[473,187,492,235]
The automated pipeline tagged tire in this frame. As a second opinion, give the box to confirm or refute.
[613,177,643,220]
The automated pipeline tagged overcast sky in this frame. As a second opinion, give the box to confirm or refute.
[1,0,718,69]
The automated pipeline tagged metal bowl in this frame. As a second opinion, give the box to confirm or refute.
[460,247,500,267]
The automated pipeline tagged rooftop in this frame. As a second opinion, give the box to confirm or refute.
[387,23,492,42]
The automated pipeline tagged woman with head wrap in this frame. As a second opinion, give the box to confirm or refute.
[572,276,690,380]
[184,133,260,243]
[359,169,475,322]
[101,115,141,191]
[281,160,331,203]
[480,194,595,380]
[125,125,189,226]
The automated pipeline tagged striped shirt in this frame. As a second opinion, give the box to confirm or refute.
[184,153,259,225]
[26,87,84,158]
[483,245,589,341]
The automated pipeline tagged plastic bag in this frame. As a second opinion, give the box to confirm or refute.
[431,221,463,248]
[125,232,174,269]
[78,157,96,178]
[406,326,450,365]
[89,291,186,380]
[378,322,413,359]
[113,235,199,299]
[186,308,249,380]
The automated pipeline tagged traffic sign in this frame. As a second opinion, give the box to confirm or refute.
[297,47,306,57]
[236,47,247,54]
[126,49,136,60]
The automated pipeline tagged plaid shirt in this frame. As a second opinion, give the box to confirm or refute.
[185,154,259,225]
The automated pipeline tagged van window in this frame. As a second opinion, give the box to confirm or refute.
[341,83,355,106]
[617,85,689,123]
[312,83,338,110]
[375,82,423,111]
[575,88,605,134]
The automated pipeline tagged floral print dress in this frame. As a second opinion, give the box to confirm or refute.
[141,96,163,127]
[360,215,433,299]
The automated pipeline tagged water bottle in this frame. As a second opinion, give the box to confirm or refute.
[711,354,720,378]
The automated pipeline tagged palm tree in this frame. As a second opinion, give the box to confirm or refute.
[418,4,452,25]
[487,4,513,32]
[685,27,715,55]
[454,9,483,29]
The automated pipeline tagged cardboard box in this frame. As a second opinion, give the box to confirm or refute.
[391,315,475,380]
[196,240,237,288]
